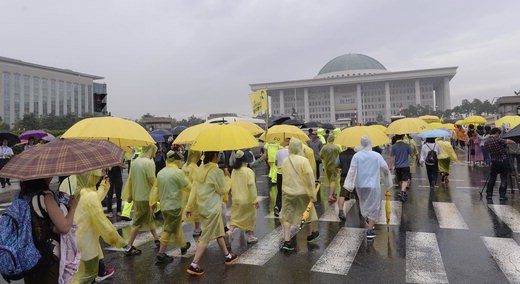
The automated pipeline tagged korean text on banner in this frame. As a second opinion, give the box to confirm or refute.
[249,89,268,116]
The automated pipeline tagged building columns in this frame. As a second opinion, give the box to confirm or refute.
[385,82,391,120]
[304,88,310,121]
[415,79,421,106]
[356,84,362,124]
[279,90,284,115]
[329,86,335,124]
[443,77,451,110]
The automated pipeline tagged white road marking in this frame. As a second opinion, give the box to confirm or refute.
[376,201,401,226]
[488,204,520,233]
[406,232,449,283]
[482,237,520,283]
[432,202,469,230]
[319,199,356,222]
[235,226,283,266]
[455,186,481,189]
[310,227,365,275]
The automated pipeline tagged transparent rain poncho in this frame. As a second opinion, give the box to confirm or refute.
[182,150,201,223]
[230,164,258,231]
[344,137,391,221]
[280,138,317,226]
[320,135,340,186]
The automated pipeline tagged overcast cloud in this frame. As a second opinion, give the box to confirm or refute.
[1,0,519,120]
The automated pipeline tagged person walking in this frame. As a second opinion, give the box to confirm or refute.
[420,138,441,190]
[437,138,458,185]
[185,151,237,276]
[484,128,516,200]
[389,134,412,202]
[0,138,13,188]
[320,135,340,204]
[264,142,281,184]
[274,138,290,216]
[337,147,356,221]
[123,144,160,256]
[307,133,323,181]
[183,149,203,237]
[344,136,391,240]
[150,150,191,264]
[280,138,319,251]
[228,150,259,244]
[105,165,123,218]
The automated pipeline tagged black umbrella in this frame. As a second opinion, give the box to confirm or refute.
[321,123,335,129]
[0,131,20,147]
[282,119,306,127]
[304,121,322,128]
[502,125,520,142]
[171,126,187,136]
[268,115,292,127]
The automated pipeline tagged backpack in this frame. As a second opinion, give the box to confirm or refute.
[425,144,438,166]
[0,195,42,282]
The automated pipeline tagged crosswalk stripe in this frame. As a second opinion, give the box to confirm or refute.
[310,227,365,275]
[432,202,469,230]
[482,236,520,283]
[376,201,401,225]
[319,200,356,222]
[406,232,448,283]
[235,226,283,266]
[488,204,520,233]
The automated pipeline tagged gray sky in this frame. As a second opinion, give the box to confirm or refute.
[1,1,519,120]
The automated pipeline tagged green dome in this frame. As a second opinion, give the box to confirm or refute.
[317,54,386,76]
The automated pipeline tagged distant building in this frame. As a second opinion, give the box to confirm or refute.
[250,53,457,125]
[496,96,520,117]
[0,56,106,126]
[141,116,172,131]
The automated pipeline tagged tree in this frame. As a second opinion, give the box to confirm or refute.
[14,113,40,130]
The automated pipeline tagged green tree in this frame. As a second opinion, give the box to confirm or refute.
[14,113,40,130]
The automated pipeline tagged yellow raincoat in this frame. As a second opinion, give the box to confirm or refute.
[317,128,326,144]
[150,161,189,248]
[403,136,419,174]
[281,139,318,226]
[73,171,126,284]
[194,162,231,246]
[437,140,458,174]
[302,143,317,178]
[230,165,258,231]
[182,150,202,223]
[319,135,340,191]
[122,144,157,230]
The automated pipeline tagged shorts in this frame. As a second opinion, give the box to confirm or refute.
[395,167,411,182]
[339,176,350,198]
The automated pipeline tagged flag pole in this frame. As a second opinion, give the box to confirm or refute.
[265,89,269,137]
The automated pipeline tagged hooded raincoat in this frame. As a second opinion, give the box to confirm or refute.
[73,170,126,284]
[437,139,458,174]
[230,164,258,231]
[280,139,317,226]
[122,144,157,230]
[320,135,341,190]
[182,150,202,223]
[194,162,231,246]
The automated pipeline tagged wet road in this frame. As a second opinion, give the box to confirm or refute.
[2,151,520,283]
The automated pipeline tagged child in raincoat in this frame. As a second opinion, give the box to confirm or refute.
[320,135,340,203]
[123,144,160,256]
[185,151,236,276]
[437,138,459,184]
[150,150,191,264]
[72,170,128,284]
[281,138,319,251]
[228,150,259,244]
[182,149,202,236]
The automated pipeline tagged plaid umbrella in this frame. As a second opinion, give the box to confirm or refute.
[0,139,125,180]
[19,129,49,140]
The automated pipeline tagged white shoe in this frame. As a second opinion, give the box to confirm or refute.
[247,236,258,244]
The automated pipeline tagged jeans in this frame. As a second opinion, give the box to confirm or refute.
[106,179,123,213]
[486,160,509,197]
[426,164,438,187]
[276,173,283,210]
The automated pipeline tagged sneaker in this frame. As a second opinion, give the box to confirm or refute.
[224,252,238,265]
[500,196,508,201]
[338,210,346,221]
[155,239,161,249]
[124,246,141,256]
[155,252,174,264]
[187,264,204,276]
[181,242,191,255]
[366,229,376,240]
[273,206,280,217]
[247,236,258,244]
[95,267,115,282]
[307,231,320,243]
[281,241,295,251]
[193,228,202,237]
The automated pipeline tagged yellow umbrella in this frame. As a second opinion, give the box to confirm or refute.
[258,125,310,143]
[335,126,390,148]
[442,123,455,130]
[230,121,264,136]
[427,122,445,130]
[455,119,465,125]
[385,190,391,232]
[190,124,259,151]
[369,124,387,133]
[173,123,219,145]
[385,118,428,135]
[299,184,320,230]
[419,115,441,123]
[62,117,155,152]
[495,116,520,129]
[463,115,486,125]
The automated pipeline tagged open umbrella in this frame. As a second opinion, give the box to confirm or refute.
[150,129,172,137]
[282,119,306,127]
[321,123,335,130]
[171,125,187,136]
[61,117,155,152]
[41,133,56,142]
[419,115,441,123]
[0,131,20,147]
[173,123,219,145]
[19,129,49,140]
[230,121,264,136]
[454,119,465,125]
[502,124,520,140]
[0,139,125,180]
[463,115,486,125]
[495,116,520,129]
[304,121,322,128]
[418,129,451,139]
[368,124,387,133]
[335,126,390,148]
[190,124,259,151]
[151,133,165,143]
[385,118,428,135]
[259,125,310,143]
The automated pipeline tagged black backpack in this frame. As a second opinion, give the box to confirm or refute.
[425,144,438,166]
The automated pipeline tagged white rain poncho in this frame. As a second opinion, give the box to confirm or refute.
[344,136,391,220]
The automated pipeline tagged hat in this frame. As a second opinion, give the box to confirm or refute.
[235,150,245,159]
[167,150,184,161]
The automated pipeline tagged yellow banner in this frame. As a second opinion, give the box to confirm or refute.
[249,89,268,116]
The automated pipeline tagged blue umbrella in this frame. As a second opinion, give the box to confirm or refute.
[418,128,451,138]
[151,133,165,143]
[171,126,187,136]
[150,129,172,136]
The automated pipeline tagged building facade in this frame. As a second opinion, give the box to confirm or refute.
[0,56,106,126]
[250,54,457,125]
[496,96,520,117]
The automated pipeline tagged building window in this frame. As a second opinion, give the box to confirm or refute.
[42,79,48,115]
[81,84,86,114]
[14,74,20,121]
[23,75,30,114]
[33,77,40,114]
[51,80,56,114]
[87,85,93,113]
[66,82,72,113]
[59,81,64,115]
[3,72,11,125]
[73,83,79,115]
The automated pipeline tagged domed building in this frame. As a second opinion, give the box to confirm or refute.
[250,53,457,125]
